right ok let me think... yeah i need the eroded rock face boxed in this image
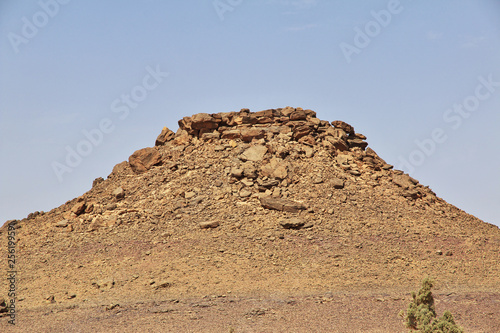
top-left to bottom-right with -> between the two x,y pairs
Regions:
129,147 -> 162,173
38,106 -> 435,236
155,127 -> 175,146
166,107 -> 370,157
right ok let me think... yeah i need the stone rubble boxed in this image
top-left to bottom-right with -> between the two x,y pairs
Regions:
31,107 -> 440,234
4,106 -> 500,321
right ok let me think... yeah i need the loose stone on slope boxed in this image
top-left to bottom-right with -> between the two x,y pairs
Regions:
279,218 -> 306,229
199,221 -> 220,229
239,145 -> 268,162
259,196 -> 306,213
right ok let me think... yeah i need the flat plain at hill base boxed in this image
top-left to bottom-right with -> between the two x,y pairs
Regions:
3,290 -> 499,332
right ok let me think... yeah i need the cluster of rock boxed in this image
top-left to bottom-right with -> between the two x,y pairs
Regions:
125,107 -> 393,176
25,107 -> 436,235
157,106 -> 368,150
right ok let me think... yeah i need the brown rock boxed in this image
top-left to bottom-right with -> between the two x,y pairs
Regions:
71,202 -> 86,216
230,167 -> 243,178
312,176 -> 323,184
232,114 -> 258,125
191,113 -> 219,130
290,110 -> 307,121
298,135 -> 316,146
273,164 -> 288,180
109,161 -> 130,177
332,178 -> 345,189
257,178 -> 280,190
240,145 -> 268,162
92,177 -> 104,188
392,174 -> 415,189
254,109 -> 280,118
259,196 -> 306,213
331,120 -> 355,135
201,130 -> 221,141
353,133 -> 367,140
113,187 -> 125,200
304,109 -> 317,117
155,126 -> 175,146
292,125 -> 312,140
55,219 -> 69,228
88,216 -> 105,231
281,106 -> 295,117
221,129 -> 241,140
173,129 -> 191,145
349,169 -> 361,176
261,158 -> 288,180
154,280 -> 173,289
239,189 -> 252,198
240,128 -> 265,142
242,162 -> 258,178
129,147 -> 162,173
347,138 -> 368,150
199,221 -> 220,229
307,117 -> 321,126
402,189 -> 421,200
279,218 -> 306,229
256,117 -> 274,124
105,303 -> 120,310
220,112 -> 237,125
302,145 -> 314,158
324,127 -> 347,140
325,136 -> 349,151
93,278 -> 115,291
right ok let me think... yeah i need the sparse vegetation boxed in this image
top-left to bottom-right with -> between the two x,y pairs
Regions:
400,278 -> 464,332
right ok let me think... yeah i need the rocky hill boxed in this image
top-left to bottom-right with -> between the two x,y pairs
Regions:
2,107 -> 499,332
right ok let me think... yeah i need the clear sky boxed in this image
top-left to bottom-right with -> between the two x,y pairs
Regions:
1,0 -> 499,227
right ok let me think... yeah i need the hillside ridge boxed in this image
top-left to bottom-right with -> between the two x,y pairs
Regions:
1,107 -> 499,331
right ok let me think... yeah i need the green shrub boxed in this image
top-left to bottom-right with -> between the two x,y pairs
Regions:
400,278 -> 464,332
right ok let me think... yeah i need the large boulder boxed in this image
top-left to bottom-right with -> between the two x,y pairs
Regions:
392,173 -> 418,189
155,127 -> 175,146
129,147 -> 162,173
191,113 -> 219,130
331,120 -> 355,135
239,145 -> 268,162
240,128 -> 265,142
347,138 -> 368,150
279,217 -> 306,229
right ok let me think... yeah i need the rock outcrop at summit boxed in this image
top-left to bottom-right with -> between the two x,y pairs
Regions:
153,106 -> 390,171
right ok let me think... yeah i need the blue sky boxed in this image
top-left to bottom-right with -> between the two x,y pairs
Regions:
1,0 -> 499,227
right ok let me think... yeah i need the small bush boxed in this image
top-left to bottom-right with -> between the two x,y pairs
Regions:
400,278 -> 464,332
